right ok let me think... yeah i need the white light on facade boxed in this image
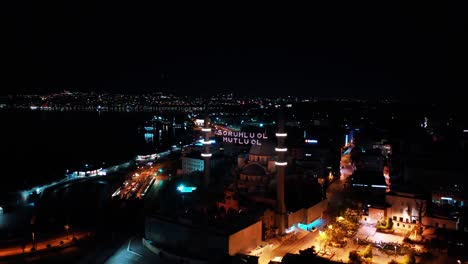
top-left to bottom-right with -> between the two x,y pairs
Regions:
202,128 -> 211,132
275,148 -> 287,152
276,133 -> 287,137
201,153 -> 212,157
275,161 -> 287,166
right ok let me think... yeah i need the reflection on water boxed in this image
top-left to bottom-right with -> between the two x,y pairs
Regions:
0,111 -> 192,192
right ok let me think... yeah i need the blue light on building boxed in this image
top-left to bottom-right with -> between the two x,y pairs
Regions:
177,185 -> 197,193
297,218 -> 324,231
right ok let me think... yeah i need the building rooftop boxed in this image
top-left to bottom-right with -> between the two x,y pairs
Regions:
350,170 -> 387,187
241,163 -> 267,176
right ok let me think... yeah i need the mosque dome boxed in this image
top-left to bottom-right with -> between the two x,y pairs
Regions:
249,140 -> 276,156
241,163 -> 267,176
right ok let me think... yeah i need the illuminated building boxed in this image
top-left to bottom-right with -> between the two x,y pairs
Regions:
365,187 -> 461,232
235,140 -> 277,193
181,151 -> 223,175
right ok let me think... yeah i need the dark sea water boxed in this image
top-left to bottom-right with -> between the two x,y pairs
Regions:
0,111 -> 190,192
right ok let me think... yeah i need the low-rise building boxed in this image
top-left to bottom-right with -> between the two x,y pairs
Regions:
182,151 -> 223,175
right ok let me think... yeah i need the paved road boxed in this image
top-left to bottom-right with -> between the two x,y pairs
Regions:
0,232 -> 90,258
105,236 -> 165,264
258,231 -> 320,264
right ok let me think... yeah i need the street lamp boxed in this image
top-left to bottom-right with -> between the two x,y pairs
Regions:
318,177 -> 325,200
319,231 -> 327,251
394,245 -> 397,255
32,232 -> 36,249
64,225 -> 70,240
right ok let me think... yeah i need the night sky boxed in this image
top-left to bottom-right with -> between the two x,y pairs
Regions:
6,2 -> 467,99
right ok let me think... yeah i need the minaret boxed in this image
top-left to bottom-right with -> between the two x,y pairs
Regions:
275,108 -> 287,235
201,113 -> 211,187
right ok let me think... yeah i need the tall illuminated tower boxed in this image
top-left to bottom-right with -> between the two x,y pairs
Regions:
201,113 -> 211,187
275,108 -> 287,235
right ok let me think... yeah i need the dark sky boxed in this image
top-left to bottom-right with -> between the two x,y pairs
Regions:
6,2 -> 467,99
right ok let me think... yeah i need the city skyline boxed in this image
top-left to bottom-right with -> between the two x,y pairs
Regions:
6,3 -> 467,100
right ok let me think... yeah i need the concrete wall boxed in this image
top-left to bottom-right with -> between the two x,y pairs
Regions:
287,209 -> 305,228
286,199 -> 328,228
386,194 -> 426,224
228,221 -> 262,256
305,199 -> 327,224
368,207 -> 386,222
145,216 -> 228,259
422,216 -> 457,230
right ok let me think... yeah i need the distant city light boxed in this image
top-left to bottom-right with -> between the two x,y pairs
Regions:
441,197 -> 453,201
144,133 -> 154,141
464,129 -> 468,133
305,139 -> 318,144
195,119 -> 204,126
259,123 -> 264,127
198,139 -> 216,145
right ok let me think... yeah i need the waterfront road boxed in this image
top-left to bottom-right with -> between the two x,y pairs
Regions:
0,231 -> 91,258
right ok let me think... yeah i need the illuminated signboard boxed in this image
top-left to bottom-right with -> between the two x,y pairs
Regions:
214,130 -> 268,145
177,185 -> 197,193
305,139 -> 318,144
